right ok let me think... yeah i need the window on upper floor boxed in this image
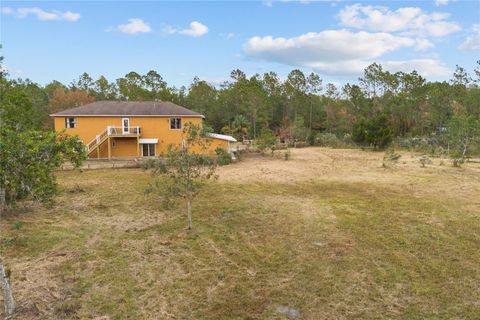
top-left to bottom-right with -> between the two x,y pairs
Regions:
170,117 -> 181,130
65,117 -> 76,128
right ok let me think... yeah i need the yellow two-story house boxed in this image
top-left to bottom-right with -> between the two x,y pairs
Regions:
50,101 -> 236,159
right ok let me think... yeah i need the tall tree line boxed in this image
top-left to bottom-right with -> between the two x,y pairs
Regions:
2,61 -> 479,142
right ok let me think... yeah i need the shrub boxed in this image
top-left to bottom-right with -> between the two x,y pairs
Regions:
352,113 -> 392,149
396,136 -> 443,155
443,115 -> 480,164
342,133 -> 354,146
215,147 -> 232,166
316,133 -> 342,148
257,128 -> 276,154
307,132 -> 316,146
419,155 -> 432,167
384,149 -> 401,161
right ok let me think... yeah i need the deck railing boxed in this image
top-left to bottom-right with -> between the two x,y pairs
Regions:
86,126 -> 141,153
107,126 -> 141,135
87,128 -> 108,151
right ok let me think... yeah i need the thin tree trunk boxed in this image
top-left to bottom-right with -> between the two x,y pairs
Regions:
187,197 -> 192,230
309,96 -> 313,132
0,188 -> 5,216
0,189 -> 15,318
0,257 -> 15,318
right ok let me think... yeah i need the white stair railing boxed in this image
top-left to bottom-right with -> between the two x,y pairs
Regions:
86,126 -> 141,153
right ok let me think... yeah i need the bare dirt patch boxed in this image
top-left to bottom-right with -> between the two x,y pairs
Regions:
219,147 -> 480,202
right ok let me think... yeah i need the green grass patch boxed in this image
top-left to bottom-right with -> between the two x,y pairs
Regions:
1,166 -> 479,319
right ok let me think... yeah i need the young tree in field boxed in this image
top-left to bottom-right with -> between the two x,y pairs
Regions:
443,115 -> 480,166
144,123 -> 217,229
256,128 -> 277,155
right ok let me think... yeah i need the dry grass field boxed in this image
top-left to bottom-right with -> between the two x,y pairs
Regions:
1,147 -> 480,319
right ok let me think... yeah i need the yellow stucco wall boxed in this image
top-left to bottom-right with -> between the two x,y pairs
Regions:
208,138 -> 229,151
53,116 -> 229,158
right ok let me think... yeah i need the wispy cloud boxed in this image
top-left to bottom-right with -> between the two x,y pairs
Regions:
164,21 -> 208,37
338,4 -> 461,38
2,7 -> 80,21
262,0 -> 315,7
435,0 -> 449,6
220,32 -> 235,40
116,18 -> 152,35
458,24 -> 480,51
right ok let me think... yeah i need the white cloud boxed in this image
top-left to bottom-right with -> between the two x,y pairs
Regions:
164,21 -> 208,37
220,32 -> 235,40
287,59 -> 450,77
435,0 -> 449,6
262,0 -> 273,7
458,24 -> 480,51
1,7 -> 14,15
243,29 -> 451,77
262,0 -> 311,6
415,38 -> 434,51
244,29 -> 416,64
200,76 -> 230,86
382,59 -> 451,77
117,19 -> 151,34
2,7 -> 80,21
338,4 -> 461,37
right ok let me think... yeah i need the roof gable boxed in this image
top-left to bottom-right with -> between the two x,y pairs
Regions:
50,101 -> 204,117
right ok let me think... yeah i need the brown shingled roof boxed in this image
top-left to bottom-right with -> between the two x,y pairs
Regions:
50,101 -> 204,117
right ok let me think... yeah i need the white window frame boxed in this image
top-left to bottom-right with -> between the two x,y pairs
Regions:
170,117 -> 182,130
141,143 -> 156,157
65,117 -> 76,128
122,118 -> 130,134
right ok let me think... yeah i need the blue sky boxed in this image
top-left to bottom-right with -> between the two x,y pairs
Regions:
1,0 -> 479,88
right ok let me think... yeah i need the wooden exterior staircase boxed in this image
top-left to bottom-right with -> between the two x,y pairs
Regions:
87,126 -> 141,159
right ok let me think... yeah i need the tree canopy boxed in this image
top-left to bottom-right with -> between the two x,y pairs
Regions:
1,60 -> 479,155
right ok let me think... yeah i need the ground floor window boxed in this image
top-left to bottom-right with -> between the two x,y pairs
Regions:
141,143 -> 156,157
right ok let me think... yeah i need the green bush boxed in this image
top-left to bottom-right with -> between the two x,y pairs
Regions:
307,132 -> 316,146
257,128 -> 276,154
352,113 -> 392,149
316,133 -> 342,147
215,148 -> 232,166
